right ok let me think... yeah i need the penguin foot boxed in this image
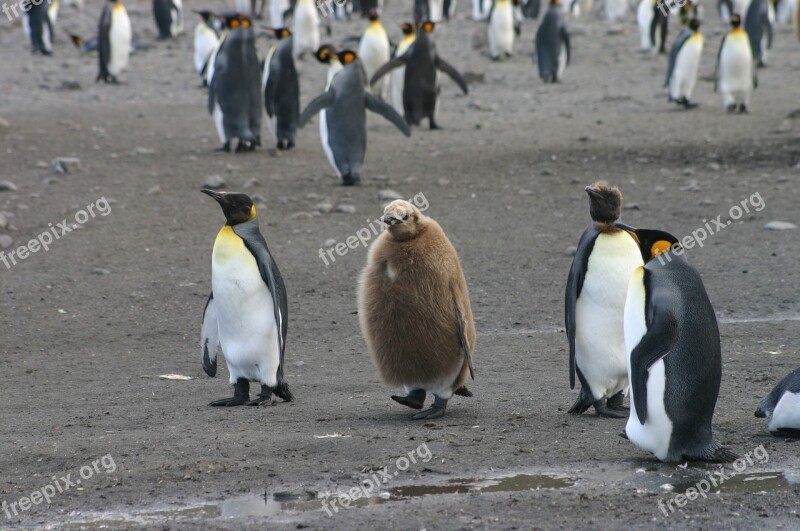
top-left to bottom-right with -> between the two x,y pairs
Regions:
567,387 -> 593,415
209,378 -> 250,407
454,386 -> 473,397
738,104 -> 748,114
341,174 -> 361,186
726,104 -> 737,114
593,399 -> 627,418
772,428 -> 800,438
391,389 -> 426,410
429,120 -> 440,130
246,384 -> 274,406
412,397 -> 448,419
606,391 -> 628,412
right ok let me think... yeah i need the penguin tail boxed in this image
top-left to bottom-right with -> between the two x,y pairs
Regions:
689,441 -> 738,463
567,387 -> 593,415
273,381 -> 294,402
454,386 -> 473,397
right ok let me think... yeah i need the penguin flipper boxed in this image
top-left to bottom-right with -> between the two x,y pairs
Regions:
565,227 -> 598,389
370,55 -> 407,86
454,306 -> 475,380
200,292 -> 220,377
665,28 -> 690,88
713,33 -> 727,93
435,56 -> 469,94
298,89 -> 336,128
364,93 -> 411,137
560,27 -> 570,66
630,302 -> 678,425
97,4 -> 112,82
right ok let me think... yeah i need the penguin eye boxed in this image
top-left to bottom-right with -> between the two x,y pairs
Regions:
402,214 -> 409,221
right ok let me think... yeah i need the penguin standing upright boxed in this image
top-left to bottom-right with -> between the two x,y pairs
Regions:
293,0 -> 321,58
153,0 -> 183,39
521,0 -> 540,18
370,22 -> 469,129
200,190 -> 293,407
535,0 -> 570,82
97,0 -> 132,83
208,14 -> 262,152
270,0 -> 291,27
623,228 -> 737,463
23,0 -> 53,55
473,0 -> 493,19
637,0 -> 668,53
193,10 -> 219,86
488,0 -> 516,59
299,50 -> 411,185
358,200 -> 476,420
664,18 -> 703,108
358,10 -> 391,98
48,0 -> 60,25
565,183 -> 643,418
744,0 -> 773,66
262,28 -> 300,150
314,45 -> 343,161
390,24 -> 415,114
715,14 -> 756,113
756,368 -> 800,438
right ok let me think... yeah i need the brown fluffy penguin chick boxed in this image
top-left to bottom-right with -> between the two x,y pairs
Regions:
358,200 -> 476,420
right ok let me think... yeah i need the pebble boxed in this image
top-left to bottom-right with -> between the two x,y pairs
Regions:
682,168 -> 695,176
336,205 -> 356,214
764,221 -> 797,231
0,180 -> 18,192
679,180 -> 700,192
699,198 -> 716,206
243,177 -> 260,188
92,268 -> 110,275
43,177 -> 60,186
203,175 -> 226,190
372,175 -> 390,182
0,235 -> 12,248
134,147 -> 155,155
518,189 -> 533,195
707,162 -> 721,171
0,213 -> 6,229
654,185 -> 666,193
36,161 -> 49,168
438,179 -> 450,186
146,185 -> 161,196
52,157 -> 81,174
312,202 -> 333,214
623,203 -> 640,210
565,246 -> 577,257
0,117 -> 10,129
540,168 -> 554,176
306,193 -> 322,200
377,190 -> 402,201
290,212 -> 313,220
323,238 -> 337,247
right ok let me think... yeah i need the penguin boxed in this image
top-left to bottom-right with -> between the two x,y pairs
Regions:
744,0 -> 773,66
193,10 -> 219,86
565,183 -> 643,418
358,200 -> 476,420
755,368 -> 800,438
67,32 -> 98,55
605,0 -> 628,20
391,23 -> 416,115
299,50 -> 411,185
535,0 -> 570,83
271,0 -> 291,26
664,18 -> 703,108
473,0 -> 493,19
314,45 -> 343,163
370,22 -> 469,130
415,0 -> 431,23
567,0 -> 593,16
208,14 -> 262,152
262,28 -> 300,150
623,228 -> 737,463
358,10 -> 391,98
23,0 -> 53,55
153,0 -> 183,39
48,0 -> 60,25
97,0 -> 132,83
679,0 -> 697,25
521,0 -> 541,18
200,190 -> 293,407
715,14 -> 757,113
293,0 -> 321,58
719,0 -> 734,22
637,0 -> 668,53
488,0 -> 516,60
442,0 -> 458,19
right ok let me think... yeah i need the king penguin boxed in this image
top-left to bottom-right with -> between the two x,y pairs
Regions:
623,228 -> 737,462
488,0 -> 516,60
565,182 -> 643,418
756,367 -> 800,438
200,190 -> 293,407
390,23 -> 416,115
744,0 -> 774,66
715,14 -> 757,113
358,10 -> 391,98
370,21 -> 469,129
535,0 -> 570,82
636,0 -> 668,54
208,14 -> 262,152
262,28 -> 300,150
193,10 -> 219,86
292,0 -> 320,58
153,0 -> 183,39
299,50 -> 411,185
97,0 -> 132,83
23,0 -> 53,55
358,200 -> 476,420
664,18 -> 703,108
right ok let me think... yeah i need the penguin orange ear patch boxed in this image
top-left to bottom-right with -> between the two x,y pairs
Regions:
241,18 -> 252,28
422,21 -> 435,33
651,240 -> 673,258
340,50 -> 357,65
230,19 -> 241,29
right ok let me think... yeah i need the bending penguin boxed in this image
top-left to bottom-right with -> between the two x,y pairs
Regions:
755,367 -> 800,438
565,182 -> 643,418
623,228 -> 737,462
358,200 -> 476,420
200,190 -> 293,407
299,50 -> 410,185
390,23 -> 416,114
262,28 -> 300,150
637,0 -> 668,54
535,0 -> 570,83
23,0 -> 53,55
715,14 -> 757,113
358,10 -> 391,98
208,14 -> 262,152
370,21 -> 468,129
664,18 -> 703,108
193,10 -> 219,86
153,0 -> 183,39
97,0 -> 132,83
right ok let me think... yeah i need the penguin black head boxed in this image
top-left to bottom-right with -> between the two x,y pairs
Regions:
401,22 -> 415,35
220,14 -> 252,30
730,14 -> 742,27
584,182 -> 622,224
272,27 -> 292,39
418,21 -> 436,33
339,49 -> 358,65
550,0 -> 561,5
194,9 -> 214,23
67,32 -> 84,47
315,45 -> 337,64
202,190 -> 257,226
631,229 -> 680,263
368,9 -> 380,21
688,18 -> 701,31
382,200 -> 424,241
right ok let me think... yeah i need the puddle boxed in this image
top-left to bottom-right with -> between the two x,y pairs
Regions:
670,471 -> 798,495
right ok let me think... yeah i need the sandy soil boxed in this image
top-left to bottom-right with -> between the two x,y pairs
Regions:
0,0 -> 799,529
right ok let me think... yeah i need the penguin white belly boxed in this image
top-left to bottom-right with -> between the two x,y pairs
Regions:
769,392 -> 800,432
670,38 -> 702,99
624,271 -> 672,461
720,2 -> 731,22
574,233 -> 642,400
194,26 -> 219,74
489,4 -> 515,58
171,0 -> 183,36
719,39 -> 753,105
206,44 -> 220,86
23,14 -> 31,43
557,40 -> 568,79
637,0 -> 654,50
359,32 -> 390,96
262,46 -> 278,142
271,0 -> 290,27
320,110 -> 342,178
390,66 -> 406,114
213,103 -> 227,144
429,0 -> 444,22
43,21 -> 52,53
473,0 -> 491,20
212,227 -> 280,385
404,361 -> 462,400
108,8 -> 132,76
293,4 -> 320,57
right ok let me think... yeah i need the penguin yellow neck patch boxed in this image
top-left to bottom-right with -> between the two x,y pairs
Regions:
213,226 -> 246,263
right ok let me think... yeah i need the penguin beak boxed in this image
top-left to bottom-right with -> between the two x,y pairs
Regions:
382,215 -> 402,226
584,186 -> 602,199
201,189 -> 226,205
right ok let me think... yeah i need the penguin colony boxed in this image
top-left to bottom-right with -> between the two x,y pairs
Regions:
19,0 -> 799,464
